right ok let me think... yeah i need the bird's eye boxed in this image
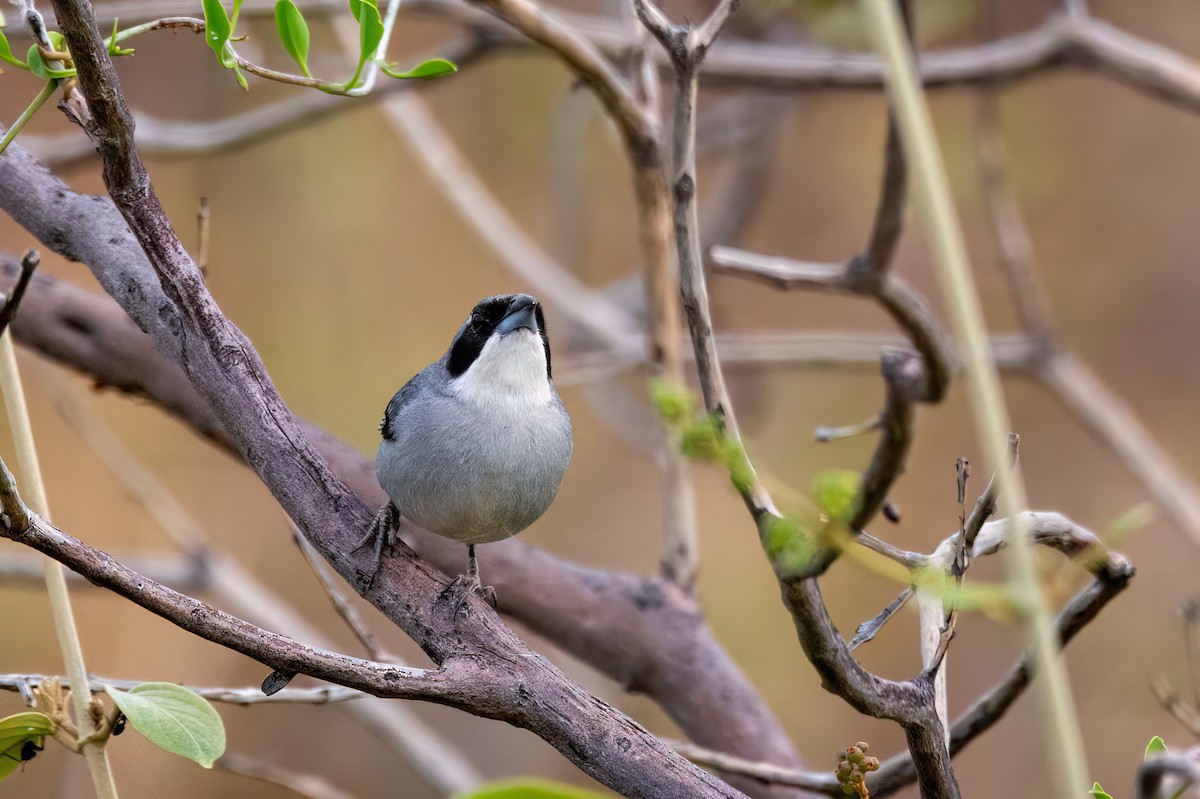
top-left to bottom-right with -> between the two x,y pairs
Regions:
470,312 -> 484,327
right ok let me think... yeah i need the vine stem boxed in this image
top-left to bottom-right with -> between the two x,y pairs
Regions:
857,0 -> 1089,795
0,331 -> 118,798
0,81 -> 57,157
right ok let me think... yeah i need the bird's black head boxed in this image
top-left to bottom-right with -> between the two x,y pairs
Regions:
446,294 -> 552,379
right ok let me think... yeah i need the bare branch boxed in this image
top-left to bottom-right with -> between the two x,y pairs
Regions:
294,527 -> 394,663
465,0 -> 654,155
671,740 -> 838,795
217,753 -> 359,799
0,674 -> 365,706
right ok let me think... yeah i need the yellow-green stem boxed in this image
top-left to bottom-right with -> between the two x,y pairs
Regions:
857,0 -> 1089,795
0,333 -> 118,798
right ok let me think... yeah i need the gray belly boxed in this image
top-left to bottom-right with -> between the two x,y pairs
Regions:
376,396 -> 572,544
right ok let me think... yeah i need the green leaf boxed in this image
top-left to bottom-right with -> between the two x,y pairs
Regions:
273,0 -> 312,77
1145,735 -> 1168,759
680,417 -> 722,462
759,515 -> 815,577
346,0 -> 383,89
1089,782 -> 1113,799
454,778 -> 612,799
107,19 -> 135,57
107,683 -> 225,768
812,468 -> 860,524
230,0 -> 245,29
26,32 -> 75,80
201,0 -> 233,66
0,712 -> 52,782
649,379 -> 695,428
0,29 -> 29,69
381,57 -> 458,80
0,713 -> 53,753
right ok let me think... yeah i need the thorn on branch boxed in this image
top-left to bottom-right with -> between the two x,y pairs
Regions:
261,670 -> 295,696
0,250 -> 40,340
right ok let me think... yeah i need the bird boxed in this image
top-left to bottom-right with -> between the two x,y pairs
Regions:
357,293 -> 572,609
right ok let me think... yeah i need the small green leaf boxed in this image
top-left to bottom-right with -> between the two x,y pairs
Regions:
649,379 -> 695,428
230,0 -> 245,29
681,417 -> 722,462
0,712 -> 54,752
453,778 -> 612,799
107,683 -> 225,768
201,0 -> 233,65
381,57 -> 458,80
0,712 -> 52,782
346,0 -> 383,89
1089,782 -> 1114,799
812,468 -> 860,524
106,19 -> 135,57
759,515 -> 815,577
273,0 -> 311,77
0,29 -> 29,69
26,32 -> 75,80
1145,735 -> 1168,759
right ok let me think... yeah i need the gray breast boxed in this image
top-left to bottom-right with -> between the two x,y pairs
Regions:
376,385 -> 572,544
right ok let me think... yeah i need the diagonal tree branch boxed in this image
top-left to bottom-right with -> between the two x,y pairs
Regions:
34,1 -> 747,794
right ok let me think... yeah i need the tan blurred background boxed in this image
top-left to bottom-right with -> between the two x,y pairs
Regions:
2,0 -> 1200,796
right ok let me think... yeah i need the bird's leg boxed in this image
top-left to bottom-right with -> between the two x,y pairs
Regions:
352,502 -> 399,589
442,543 -> 497,615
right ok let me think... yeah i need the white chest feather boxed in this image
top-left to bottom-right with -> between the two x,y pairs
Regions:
449,330 -> 552,409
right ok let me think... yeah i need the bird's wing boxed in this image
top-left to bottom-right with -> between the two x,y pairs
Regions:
380,365 -> 438,441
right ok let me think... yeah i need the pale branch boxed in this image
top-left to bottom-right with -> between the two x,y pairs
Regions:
1135,752 -> 1200,799
464,0 -> 654,159
709,249 -> 955,403
23,0 -> 1200,114
293,526 -> 394,664
671,741 -> 835,793
357,89 -> 639,355
216,753 -> 359,799
0,551 -> 207,591
969,48 -> 1200,546
0,674 -> 366,705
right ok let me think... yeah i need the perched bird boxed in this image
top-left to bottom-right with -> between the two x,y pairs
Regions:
359,293 -> 572,607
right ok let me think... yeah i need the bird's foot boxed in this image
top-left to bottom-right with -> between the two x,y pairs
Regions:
440,572 -> 497,617
353,503 -> 400,590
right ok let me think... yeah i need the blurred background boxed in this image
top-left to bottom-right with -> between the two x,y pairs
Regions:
2,0 -> 1200,796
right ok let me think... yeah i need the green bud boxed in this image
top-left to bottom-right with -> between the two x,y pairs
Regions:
649,379 -> 694,428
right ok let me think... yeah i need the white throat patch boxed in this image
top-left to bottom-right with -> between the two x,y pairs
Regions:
449,330 -> 552,406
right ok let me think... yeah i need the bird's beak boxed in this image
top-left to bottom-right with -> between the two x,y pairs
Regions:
497,294 -> 539,335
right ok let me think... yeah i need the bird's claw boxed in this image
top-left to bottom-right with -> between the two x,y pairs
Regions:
353,503 -> 400,590
440,573 -> 497,616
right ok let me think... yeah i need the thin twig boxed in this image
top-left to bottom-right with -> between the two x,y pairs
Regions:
217,753 -> 359,799
293,526 -> 393,663
0,674 -> 365,705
